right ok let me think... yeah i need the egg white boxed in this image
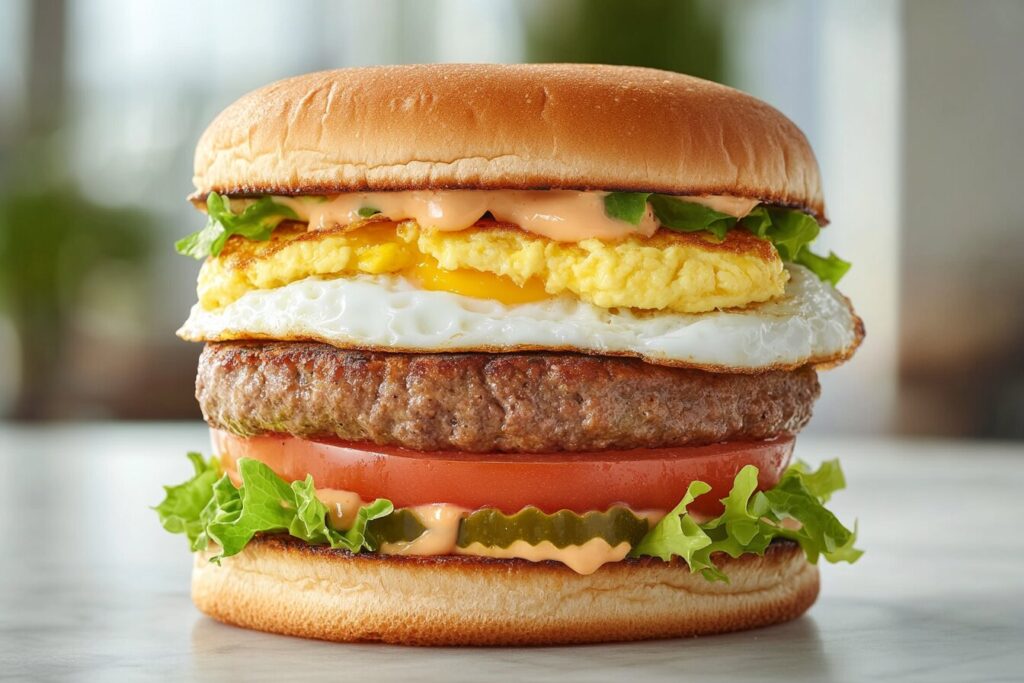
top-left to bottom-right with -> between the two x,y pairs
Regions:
178,265 -> 861,371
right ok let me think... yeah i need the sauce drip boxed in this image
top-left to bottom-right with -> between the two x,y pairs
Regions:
272,190 -> 757,242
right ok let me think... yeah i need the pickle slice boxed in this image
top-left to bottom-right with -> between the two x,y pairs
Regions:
365,506 -> 651,550
366,508 -> 428,546
456,507 -> 650,549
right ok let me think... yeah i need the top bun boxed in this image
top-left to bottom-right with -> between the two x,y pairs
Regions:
194,64 -> 826,221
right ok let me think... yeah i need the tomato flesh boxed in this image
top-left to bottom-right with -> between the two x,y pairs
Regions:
213,429 -> 793,517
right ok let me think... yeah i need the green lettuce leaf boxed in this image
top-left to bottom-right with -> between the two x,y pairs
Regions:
153,452 -> 220,548
699,465 -> 774,560
762,460 -> 863,564
602,193 -> 850,284
756,208 -> 820,261
630,481 -> 718,577
156,454 -> 394,561
603,192 -> 652,225
648,194 -> 735,240
631,460 -> 861,581
795,249 -> 852,287
740,207 -> 850,284
630,466 -> 775,582
738,205 -> 772,235
156,453 -> 860,583
175,192 -> 297,259
783,459 -> 846,503
197,473 -> 245,554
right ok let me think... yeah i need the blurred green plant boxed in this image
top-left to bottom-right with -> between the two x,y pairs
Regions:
521,0 -> 724,81
0,151 -> 152,419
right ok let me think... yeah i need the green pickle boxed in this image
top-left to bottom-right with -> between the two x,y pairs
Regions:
456,507 -> 650,549
363,505 -> 651,550
365,508 -> 428,546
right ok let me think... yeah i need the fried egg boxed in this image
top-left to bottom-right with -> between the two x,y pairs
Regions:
197,221 -> 786,314
179,265 -> 862,371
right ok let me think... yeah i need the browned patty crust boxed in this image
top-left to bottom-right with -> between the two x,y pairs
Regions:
197,341 -> 819,453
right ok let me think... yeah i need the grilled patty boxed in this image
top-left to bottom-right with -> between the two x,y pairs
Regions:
197,342 -> 820,453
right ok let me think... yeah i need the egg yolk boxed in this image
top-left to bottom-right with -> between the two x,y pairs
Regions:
314,221 -> 549,305
199,218 -> 786,313
408,259 -> 549,304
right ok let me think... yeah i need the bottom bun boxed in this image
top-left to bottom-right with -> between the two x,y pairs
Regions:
192,536 -> 819,646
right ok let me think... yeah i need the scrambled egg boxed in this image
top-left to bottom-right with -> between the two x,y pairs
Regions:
197,221 -> 786,313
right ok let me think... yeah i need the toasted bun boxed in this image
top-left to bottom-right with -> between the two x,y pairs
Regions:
192,537 -> 819,645
193,64 -> 826,221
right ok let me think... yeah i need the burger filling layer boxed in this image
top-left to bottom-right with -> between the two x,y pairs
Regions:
195,343 -> 821,452
196,220 -> 786,313
177,191 -> 850,317
164,190 -> 862,580
179,263 -> 860,371
313,495 -> 649,575
156,442 -> 861,579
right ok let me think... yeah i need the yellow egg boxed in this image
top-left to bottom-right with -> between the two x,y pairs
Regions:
196,220 -> 787,313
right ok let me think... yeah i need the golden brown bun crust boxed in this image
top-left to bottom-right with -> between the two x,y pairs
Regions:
193,64 -> 826,221
192,537 -> 819,646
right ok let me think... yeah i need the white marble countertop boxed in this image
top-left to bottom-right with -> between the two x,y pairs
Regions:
1,423 -> 1022,682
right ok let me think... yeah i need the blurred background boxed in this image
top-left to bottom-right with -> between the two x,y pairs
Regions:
0,0 -> 1020,439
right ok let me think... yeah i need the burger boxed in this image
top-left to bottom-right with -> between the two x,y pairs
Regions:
156,64 -> 863,645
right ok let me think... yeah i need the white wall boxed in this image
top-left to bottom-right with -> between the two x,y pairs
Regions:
728,0 -> 903,435
899,0 -> 1024,436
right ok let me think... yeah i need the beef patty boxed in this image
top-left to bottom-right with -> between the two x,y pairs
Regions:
197,341 -> 820,453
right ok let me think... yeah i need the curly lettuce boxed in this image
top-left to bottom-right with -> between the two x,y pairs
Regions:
154,452 -> 222,548
155,455 -> 392,562
173,190 -> 850,285
155,454 -> 860,581
175,192 -> 297,259
630,460 -> 862,581
603,192 -> 850,285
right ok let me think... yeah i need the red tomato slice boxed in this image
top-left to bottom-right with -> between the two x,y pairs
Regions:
212,429 -> 793,517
